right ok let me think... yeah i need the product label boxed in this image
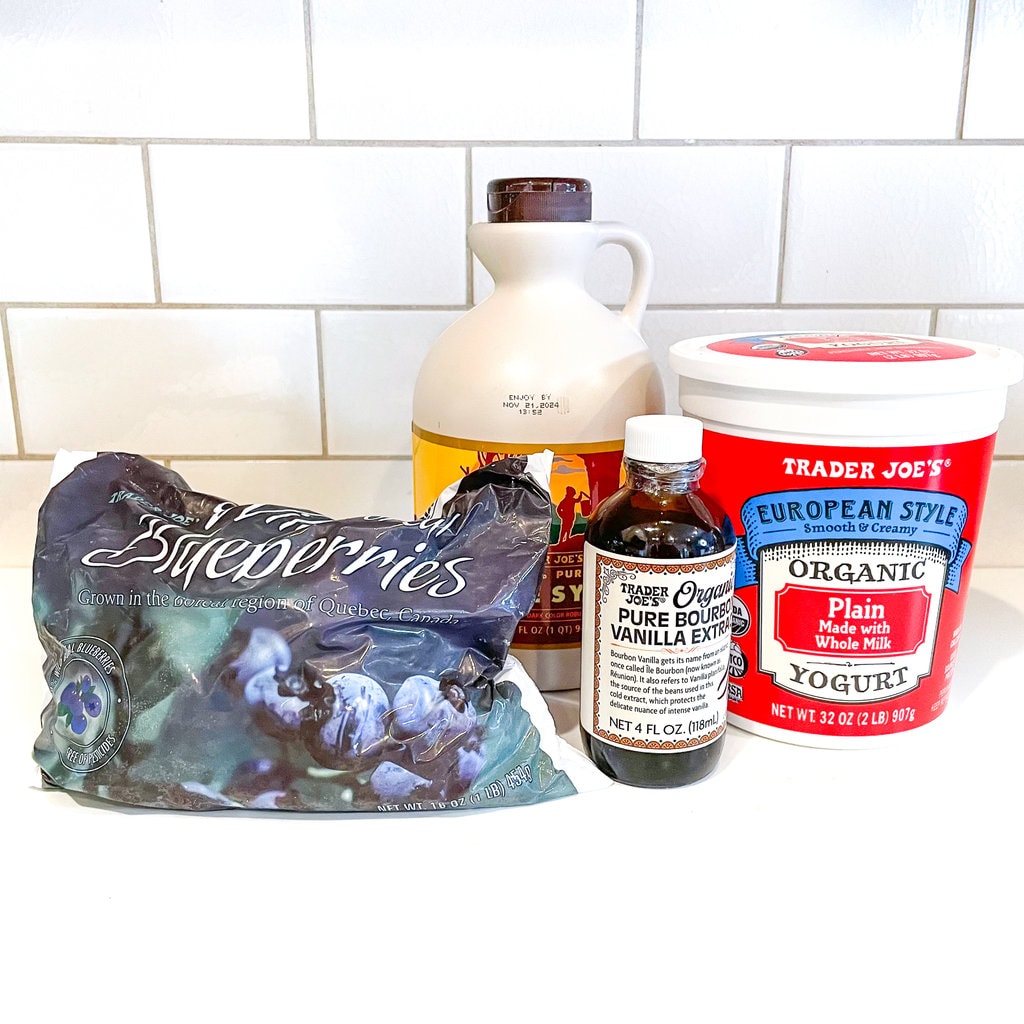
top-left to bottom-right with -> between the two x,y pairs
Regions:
580,544 -> 736,751
413,426 -> 624,648
699,431 -> 995,739
707,332 -> 976,362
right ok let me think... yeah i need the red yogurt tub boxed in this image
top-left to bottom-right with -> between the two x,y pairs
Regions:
669,332 -> 1023,747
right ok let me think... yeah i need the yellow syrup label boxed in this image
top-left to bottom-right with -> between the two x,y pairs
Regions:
412,426 -> 624,648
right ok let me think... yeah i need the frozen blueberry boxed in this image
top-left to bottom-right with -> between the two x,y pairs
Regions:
304,673 -> 390,769
230,628 -> 291,685
390,674 -> 478,764
456,743 -> 487,789
243,668 -> 307,737
390,674 -> 443,741
370,761 -> 430,801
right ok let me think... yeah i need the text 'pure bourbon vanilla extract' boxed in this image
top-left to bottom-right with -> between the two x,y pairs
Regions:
581,415 -> 736,787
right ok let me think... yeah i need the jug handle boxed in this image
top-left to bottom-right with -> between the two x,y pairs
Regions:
594,223 -> 654,332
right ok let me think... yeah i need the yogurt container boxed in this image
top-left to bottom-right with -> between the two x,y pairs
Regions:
669,331 -> 1023,747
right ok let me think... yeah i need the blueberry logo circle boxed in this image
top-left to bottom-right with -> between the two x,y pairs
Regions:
50,637 -> 130,773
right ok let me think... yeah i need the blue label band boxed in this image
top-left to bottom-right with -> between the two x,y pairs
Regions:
734,487 -> 971,592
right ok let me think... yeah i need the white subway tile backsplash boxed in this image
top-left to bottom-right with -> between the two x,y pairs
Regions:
0,7 -> 1022,570
0,461 -> 53,567
0,1 -> 309,140
310,0 -> 636,141
471,147 -> 786,305
644,308 -> 933,412
0,144 -> 153,302
963,0 -> 1024,138
168,459 -> 414,524
321,310 -> 462,456
973,461 -> 1024,566
640,0 -> 969,140
7,309 -> 321,456
150,145 -> 466,305
935,309 -> 1024,455
783,146 -> 1024,305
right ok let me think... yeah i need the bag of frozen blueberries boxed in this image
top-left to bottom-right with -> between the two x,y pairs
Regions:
32,450 -> 602,812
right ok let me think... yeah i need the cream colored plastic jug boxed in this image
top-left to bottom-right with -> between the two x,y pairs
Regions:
412,177 -> 664,691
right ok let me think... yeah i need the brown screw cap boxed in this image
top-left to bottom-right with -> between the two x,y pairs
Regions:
486,177 -> 592,223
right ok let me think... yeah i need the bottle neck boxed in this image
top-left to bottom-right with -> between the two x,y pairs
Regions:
468,222 -> 596,287
623,456 -> 705,495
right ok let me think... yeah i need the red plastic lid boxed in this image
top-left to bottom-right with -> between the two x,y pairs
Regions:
670,332 -> 1023,396
706,332 -> 974,363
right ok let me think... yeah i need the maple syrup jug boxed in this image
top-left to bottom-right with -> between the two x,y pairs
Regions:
413,177 -> 664,691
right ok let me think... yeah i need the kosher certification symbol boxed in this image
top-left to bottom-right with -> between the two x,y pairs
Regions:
50,636 -> 131,773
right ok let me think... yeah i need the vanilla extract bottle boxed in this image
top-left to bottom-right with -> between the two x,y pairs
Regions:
580,415 -> 736,787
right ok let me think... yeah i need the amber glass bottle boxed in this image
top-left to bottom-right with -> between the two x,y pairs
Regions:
580,415 -> 736,787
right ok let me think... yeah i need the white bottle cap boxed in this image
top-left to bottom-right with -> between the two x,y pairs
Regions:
624,415 -> 703,463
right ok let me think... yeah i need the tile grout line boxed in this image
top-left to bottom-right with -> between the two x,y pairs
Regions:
1,452 -> 414,463
140,143 -> 163,303
3,136 -> 1023,148
314,309 -> 329,456
465,146 -> 474,304
0,305 -> 26,457
2,449 -> 1019,464
774,145 -> 793,304
303,0 -> 319,141
154,454 -> 416,464
955,0 -> 978,140
633,0 -> 645,141
0,302 -> 476,312
2,300 -> 1023,313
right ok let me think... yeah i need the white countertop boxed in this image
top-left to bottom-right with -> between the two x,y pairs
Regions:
5,565 -> 1023,1021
